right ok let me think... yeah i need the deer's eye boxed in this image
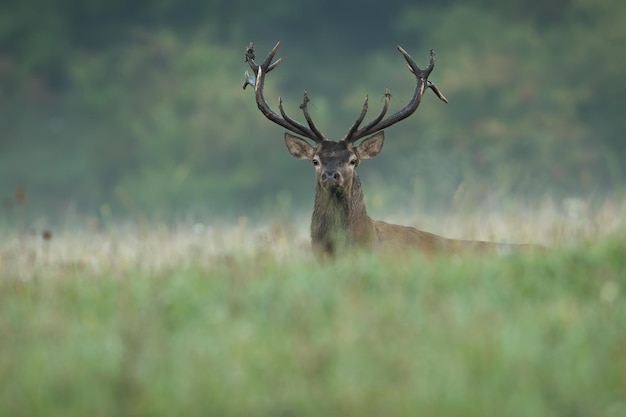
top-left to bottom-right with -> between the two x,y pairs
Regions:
349,158 -> 358,166
312,158 -> 320,166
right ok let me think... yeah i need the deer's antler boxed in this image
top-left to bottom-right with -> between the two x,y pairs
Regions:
244,42 -> 326,143
342,48 -> 448,143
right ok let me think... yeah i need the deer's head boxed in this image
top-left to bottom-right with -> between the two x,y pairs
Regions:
283,132 -> 383,195
243,42 -> 447,197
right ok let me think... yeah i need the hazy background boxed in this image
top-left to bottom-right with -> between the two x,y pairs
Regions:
2,0 -> 625,225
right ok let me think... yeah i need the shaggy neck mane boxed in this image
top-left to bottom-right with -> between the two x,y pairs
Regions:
310,175 -> 373,254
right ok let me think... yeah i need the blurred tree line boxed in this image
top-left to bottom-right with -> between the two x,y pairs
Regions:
1,0 -> 625,221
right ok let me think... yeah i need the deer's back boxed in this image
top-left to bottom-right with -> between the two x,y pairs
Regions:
372,220 -> 450,252
372,220 -> 527,254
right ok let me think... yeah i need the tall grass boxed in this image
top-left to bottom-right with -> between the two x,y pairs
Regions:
0,200 -> 625,416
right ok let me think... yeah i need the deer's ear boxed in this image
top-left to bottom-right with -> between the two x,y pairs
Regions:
357,131 -> 385,160
285,133 -> 316,160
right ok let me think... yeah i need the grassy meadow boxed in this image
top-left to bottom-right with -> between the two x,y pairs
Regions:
1,199 -> 625,417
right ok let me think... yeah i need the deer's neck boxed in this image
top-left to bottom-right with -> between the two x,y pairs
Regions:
310,175 -> 374,255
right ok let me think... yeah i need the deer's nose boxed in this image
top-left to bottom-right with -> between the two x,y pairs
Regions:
321,170 -> 342,184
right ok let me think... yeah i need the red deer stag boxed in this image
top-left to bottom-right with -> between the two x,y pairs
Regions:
243,42 -> 538,257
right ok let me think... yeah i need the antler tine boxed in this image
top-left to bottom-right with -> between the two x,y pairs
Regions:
344,96 -> 370,141
243,41 -> 326,143
428,80 -> 448,103
345,89 -> 391,143
425,49 -> 436,75
300,92 -> 326,141
398,46 -> 422,75
267,58 -> 282,72
279,97 -> 309,137
245,42 -> 256,64
344,47 -> 447,142
245,41 -> 281,74
402,49 -> 448,103
261,42 -> 282,71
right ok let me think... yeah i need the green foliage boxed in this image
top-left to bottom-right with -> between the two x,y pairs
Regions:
1,0 -> 626,219
1,233 -> 625,416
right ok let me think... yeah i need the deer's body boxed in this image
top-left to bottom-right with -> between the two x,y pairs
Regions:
243,42 -> 540,258
311,183 -> 457,255
311,183 -> 518,256
306,142 -> 510,257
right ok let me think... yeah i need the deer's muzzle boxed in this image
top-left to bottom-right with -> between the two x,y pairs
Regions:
320,169 -> 343,188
